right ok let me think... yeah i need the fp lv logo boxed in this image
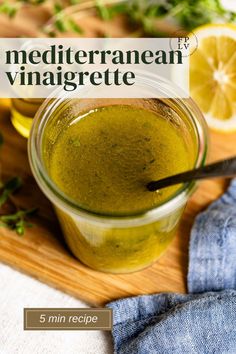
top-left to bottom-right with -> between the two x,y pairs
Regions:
177,37 -> 190,50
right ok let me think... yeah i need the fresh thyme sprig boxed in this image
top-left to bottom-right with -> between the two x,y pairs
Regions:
44,2 -> 84,36
0,131 -> 37,237
0,208 -> 37,235
0,176 -> 38,236
0,1 -> 20,18
0,177 -> 22,207
95,0 -> 111,21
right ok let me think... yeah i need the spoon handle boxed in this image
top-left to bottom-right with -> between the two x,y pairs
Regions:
147,156 -> 236,192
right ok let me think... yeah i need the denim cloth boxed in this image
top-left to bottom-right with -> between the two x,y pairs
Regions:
108,179 -> 236,354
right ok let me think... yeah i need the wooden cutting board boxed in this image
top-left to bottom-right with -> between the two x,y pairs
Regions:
0,101 -> 236,306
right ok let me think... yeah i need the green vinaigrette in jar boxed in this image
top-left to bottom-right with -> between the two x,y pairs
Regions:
41,104 -> 196,272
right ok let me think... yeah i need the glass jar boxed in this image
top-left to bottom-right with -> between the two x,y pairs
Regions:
28,75 -> 208,273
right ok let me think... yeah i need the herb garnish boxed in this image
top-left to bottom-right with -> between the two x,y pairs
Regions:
0,132 -> 37,236
95,0 -> 111,21
0,1 -> 19,18
0,177 -> 22,208
0,0 -> 235,36
0,177 -> 38,236
0,208 -> 37,235
104,0 -> 236,34
52,2 -> 84,34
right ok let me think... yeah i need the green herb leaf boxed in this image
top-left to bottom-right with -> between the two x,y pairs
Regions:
67,19 -> 84,34
108,3 -> 128,17
0,174 -> 37,236
0,1 -> 18,18
15,219 -> 25,235
69,0 -> 81,5
0,207 -> 38,236
0,177 -> 22,207
54,2 -> 63,14
55,18 -> 67,32
95,0 -> 111,21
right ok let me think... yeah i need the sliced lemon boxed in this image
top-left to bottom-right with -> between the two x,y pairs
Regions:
190,24 -> 236,132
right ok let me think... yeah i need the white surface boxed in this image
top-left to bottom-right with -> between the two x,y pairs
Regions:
221,0 -> 236,12
0,263 -> 113,354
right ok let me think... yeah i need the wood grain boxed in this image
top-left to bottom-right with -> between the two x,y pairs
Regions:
0,101 -> 236,305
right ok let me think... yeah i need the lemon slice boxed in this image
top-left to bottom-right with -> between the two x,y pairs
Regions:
190,24 -> 236,132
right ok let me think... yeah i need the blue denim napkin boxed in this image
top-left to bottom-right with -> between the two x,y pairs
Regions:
108,179 -> 236,354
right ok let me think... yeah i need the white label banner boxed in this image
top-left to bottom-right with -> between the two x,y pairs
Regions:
0,38 -> 189,98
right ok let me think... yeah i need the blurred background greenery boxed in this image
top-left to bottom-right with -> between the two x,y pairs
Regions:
0,0 -> 235,38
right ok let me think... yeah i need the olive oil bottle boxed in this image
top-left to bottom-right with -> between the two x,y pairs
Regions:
11,98 -> 44,138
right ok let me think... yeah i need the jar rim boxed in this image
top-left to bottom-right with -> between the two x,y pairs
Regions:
28,74 -> 208,227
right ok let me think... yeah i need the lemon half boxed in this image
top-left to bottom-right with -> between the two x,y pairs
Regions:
190,24 -> 236,132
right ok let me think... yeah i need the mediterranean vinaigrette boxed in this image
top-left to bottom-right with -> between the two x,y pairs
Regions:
45,105 -> 191,215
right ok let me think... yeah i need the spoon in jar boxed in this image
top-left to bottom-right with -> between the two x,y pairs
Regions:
147,156 -> 236,192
